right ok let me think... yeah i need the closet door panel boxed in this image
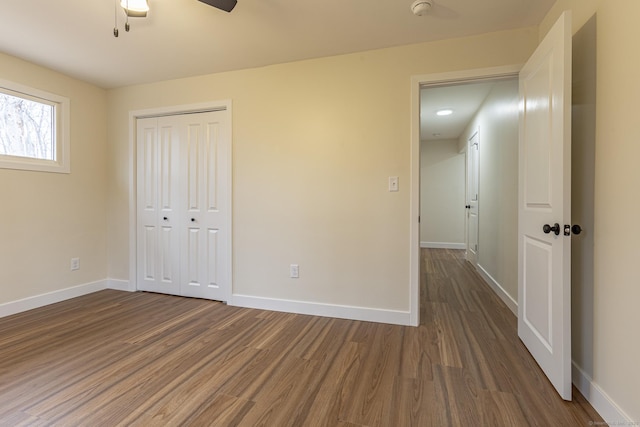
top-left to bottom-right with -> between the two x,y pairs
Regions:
180,112 -> 228,300
136,117 -> 181,295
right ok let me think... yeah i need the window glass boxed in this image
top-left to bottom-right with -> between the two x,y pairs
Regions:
0,91 -> 55,161
0,80 -> 69,173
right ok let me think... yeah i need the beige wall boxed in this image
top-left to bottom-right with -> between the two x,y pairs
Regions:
0,52 -> 108,304
107,27 -> 538,312
460,80 -> 519,300
419,139 -> 465,246
543,0 -> 639,421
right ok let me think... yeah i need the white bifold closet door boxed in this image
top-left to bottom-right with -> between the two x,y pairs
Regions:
136,110 -> 231,302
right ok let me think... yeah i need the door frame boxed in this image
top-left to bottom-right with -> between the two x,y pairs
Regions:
127,100 -> 233,302
466,129 -> 480,266
410,66 -> 520,326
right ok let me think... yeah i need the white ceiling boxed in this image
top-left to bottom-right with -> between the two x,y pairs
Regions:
0,0 -> 554,89
420,81 -> 496,142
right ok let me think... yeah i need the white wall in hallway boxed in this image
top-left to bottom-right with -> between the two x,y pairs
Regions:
419,139 -> 465,248
459,79 -> 519,301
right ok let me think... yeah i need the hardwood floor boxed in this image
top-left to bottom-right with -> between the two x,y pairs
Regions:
0,249 -> 603,426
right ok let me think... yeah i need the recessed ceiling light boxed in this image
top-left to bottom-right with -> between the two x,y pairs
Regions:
436,109 -> 453,116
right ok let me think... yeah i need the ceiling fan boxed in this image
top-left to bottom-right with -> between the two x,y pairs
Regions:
198,0 -> 237,13
114,0 -> 237,37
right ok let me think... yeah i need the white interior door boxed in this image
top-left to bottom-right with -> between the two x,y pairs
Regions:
179,111 -> 231,301
518,11 -> 572,400
466,131 -> 479,265
136,109 -> 231,302
136,117 -> 181,295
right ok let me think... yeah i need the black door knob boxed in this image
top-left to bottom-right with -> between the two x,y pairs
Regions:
572,224 -> 582,235
543,223 -> 560,236
191,218 -> 196,222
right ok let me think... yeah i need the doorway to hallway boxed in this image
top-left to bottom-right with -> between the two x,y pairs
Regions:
417,76 -> 520,315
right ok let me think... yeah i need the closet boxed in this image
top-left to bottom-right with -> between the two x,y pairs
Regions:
136,109 -> 231,301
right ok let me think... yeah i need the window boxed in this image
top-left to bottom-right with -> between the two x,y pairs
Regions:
0,79 -> 70,173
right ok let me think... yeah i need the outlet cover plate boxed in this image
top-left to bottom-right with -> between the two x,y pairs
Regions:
290,264 -> 299,278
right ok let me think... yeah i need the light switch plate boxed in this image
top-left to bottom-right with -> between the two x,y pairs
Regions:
389,176 -> 399,192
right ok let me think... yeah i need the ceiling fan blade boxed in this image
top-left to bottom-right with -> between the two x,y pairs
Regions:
197,0 -> 237,12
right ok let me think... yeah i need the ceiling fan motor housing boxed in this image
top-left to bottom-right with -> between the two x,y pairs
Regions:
411,0 -> 433,16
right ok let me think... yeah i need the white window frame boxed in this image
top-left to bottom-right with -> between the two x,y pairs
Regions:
0,79 -> 70,173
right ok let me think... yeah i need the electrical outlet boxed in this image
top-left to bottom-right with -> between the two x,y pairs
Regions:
71,257 -> 80,271
290,264 -> 299,278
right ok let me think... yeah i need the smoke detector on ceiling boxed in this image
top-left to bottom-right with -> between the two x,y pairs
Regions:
411,0 -> 433,16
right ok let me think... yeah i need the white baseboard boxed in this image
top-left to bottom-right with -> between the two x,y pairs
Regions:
1,279 -> 408,326
420,241 -> 466,250
572,362 -> 633,424
476,264 -> 518,315
107,278 -> 134,292
230,294 -> 412,326
0,278 -> 136,319
0,280 -> 109,319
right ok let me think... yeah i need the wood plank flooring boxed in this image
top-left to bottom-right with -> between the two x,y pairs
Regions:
0,249 -> 604,426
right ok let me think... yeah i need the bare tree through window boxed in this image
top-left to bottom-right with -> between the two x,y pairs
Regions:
0,91 -> 54,161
